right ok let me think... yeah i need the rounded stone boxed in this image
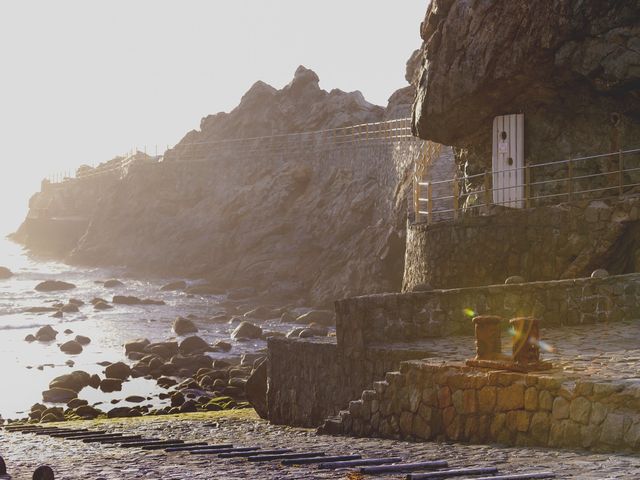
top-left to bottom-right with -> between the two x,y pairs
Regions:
591,269 -> 609,279
33,465 -> 55,480
505,275 -> 526,284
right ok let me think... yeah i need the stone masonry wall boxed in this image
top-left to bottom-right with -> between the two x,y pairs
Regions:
403,197 -> 640,292
337,273 -> 640,343
266,337 -> 431,428
334,361 -> 640,453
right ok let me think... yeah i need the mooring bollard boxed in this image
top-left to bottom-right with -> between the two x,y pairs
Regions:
510,317 -> 540,364
472,315 -> 503,360
32,465 -> 54,480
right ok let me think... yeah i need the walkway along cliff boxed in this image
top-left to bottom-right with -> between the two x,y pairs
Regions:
14,65 -> 427,306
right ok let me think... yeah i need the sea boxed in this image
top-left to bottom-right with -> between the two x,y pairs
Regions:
0,235 -> 292,420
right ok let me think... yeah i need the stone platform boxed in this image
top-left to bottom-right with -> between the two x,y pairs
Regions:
323,320 -> 640,453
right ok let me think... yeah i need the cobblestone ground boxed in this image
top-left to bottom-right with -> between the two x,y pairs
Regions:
412,319 -> 640,383
2,411 -> 640,479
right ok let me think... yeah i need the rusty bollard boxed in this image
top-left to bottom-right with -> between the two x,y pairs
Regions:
472,315 -> 503,360
510,317 -> 540,364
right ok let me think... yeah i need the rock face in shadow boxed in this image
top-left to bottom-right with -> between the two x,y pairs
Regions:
17,66 -> 422,304
413,0 -> 640,175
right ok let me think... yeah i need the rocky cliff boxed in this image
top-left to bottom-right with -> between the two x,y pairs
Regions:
413,0 -> 640,178
16,65 -> 421,305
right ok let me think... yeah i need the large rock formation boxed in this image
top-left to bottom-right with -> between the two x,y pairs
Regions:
16,66 -> 421,305
413,0 -> 640,177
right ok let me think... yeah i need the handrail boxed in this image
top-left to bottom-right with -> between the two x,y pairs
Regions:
46,117 -> 421,184
414,147 -> 640,225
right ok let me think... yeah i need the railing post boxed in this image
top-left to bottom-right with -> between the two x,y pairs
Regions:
484,171 -> 492,207
453,177 -> 460,220
414,175 -> 421,224
525,164 -> 531,209
619,150 -> 624,195
568,158 -> 573,202
426,182 -> 433,225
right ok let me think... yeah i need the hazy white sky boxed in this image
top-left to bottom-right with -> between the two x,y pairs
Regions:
0,0 -> 427,233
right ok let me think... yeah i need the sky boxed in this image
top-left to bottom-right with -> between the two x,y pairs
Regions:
0,0 -> 427,233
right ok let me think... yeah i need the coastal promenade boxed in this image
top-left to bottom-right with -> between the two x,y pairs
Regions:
2,410 -> 640,479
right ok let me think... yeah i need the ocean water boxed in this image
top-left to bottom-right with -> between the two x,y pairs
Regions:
0,236 -> 291,420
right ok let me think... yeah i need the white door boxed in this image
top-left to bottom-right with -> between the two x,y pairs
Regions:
492,114 -> 524,208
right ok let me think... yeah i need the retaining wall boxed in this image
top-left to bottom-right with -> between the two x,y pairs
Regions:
331,360 -> 640,453
403,197 -> 640,291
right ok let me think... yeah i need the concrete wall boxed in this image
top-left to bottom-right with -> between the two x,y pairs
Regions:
403,197 -> 640,291
333,361 -> 640,453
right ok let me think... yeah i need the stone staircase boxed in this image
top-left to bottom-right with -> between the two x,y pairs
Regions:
319,358 -> 640,454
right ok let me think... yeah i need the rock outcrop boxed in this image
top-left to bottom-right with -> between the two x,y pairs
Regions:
16,65 -> 422,305
413,0 -> 640,176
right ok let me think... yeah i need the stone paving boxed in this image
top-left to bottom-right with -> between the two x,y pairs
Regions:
398,319 -> 640,384
2,411 -> 640,479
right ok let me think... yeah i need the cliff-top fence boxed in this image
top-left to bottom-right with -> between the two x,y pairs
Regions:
46,117 -> 431,184
416,147 -> 640,224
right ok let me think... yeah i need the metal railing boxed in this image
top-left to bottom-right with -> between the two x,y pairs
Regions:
46,118 -> 423,184
416,147 -> 640,224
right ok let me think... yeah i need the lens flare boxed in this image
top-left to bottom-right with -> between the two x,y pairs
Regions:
463,308 -> 476,318
530,337 -> 556,353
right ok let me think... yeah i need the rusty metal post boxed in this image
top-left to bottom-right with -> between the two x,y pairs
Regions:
525,164 -> 532,208
472,315 -> 503,360
484,172 -> 492,207
510,317 -> 540,364
619,150 -> 624,195
568,158 -> 573,202
426,182 -> 433,225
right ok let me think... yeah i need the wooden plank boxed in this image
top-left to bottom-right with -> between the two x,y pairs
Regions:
408,466 -> 499,479
282,455 -> 362,466
360,460 -> 449,474
318,457 -> 403,469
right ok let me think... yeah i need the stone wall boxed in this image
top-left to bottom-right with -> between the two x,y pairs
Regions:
266,337 -> 431,428
267,337 -> 339,427
403,197 -> 640,291
338,273 -> 640,342
330,360 -> 640,453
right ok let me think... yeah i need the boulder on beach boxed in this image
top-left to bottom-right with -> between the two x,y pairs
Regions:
60,303 -> 79,313
112,295 -> 141,305
145,341 -> 179,359
173,316 -> 198,335
179,336 -> 214,355
24,334 -> 36,342
60,340 -> 83,355
161,280 -> 187,291
75,335 -> 91,345
94,300 -> 112,310
99,378 -> 123,393
74,405 -> 102,419
140,298 -> 165,305
231,321 -> 263,340
0,266 -> 12,279
185,284 -> 225,295
243,306 -> 278,320
42,387 -> 77,403
25,306 -> 58,313
107,406 -> 141,418
89,374 -> 101,389
124,338 -> 150,355
294,309 -> 335,326
215,341 -> 232,352
104,361 -> 131,380
49,371 -> 91,392
35,325 -> 58,342
104,279 -> 124,288
35,280 -> 76,292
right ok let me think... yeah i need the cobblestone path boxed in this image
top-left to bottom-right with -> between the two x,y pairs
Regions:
2,411 -> 640,479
